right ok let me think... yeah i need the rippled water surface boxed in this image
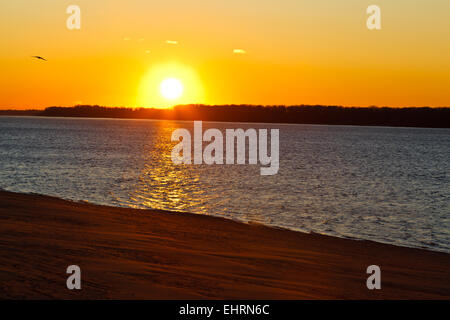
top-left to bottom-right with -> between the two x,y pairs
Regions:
1,116 -> 449,252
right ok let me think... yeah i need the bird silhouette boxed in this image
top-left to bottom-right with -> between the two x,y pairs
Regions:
31,56 -> 47,61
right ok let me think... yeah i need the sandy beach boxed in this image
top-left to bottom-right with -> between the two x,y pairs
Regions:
0,190 -> 449,299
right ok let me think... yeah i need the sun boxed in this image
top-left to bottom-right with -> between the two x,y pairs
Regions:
137,62 -> 204,108
160,78 -> 183,100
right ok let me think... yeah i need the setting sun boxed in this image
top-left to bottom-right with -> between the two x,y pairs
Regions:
137,62 -> 205,108
160,78 -> 183,100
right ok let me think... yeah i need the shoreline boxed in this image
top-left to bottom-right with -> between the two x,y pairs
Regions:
2,104 -> 450,129
1,187 -> 447,255
0,190 -> 449,299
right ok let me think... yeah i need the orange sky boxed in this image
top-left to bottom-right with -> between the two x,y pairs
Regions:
1,0 -> 450,109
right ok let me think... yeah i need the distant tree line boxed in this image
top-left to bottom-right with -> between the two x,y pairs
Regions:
0,109 -> 41,116
11,104 -> 450,128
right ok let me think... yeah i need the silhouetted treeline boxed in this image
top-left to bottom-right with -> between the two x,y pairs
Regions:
0,109 -> 41,116
36,104 -> 450,128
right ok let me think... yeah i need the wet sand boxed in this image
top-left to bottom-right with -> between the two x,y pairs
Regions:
0,190 -> 449,299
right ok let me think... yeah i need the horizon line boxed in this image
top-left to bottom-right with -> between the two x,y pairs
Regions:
2,104 -> 450,111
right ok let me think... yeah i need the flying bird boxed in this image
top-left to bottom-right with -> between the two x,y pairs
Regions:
31,56 -> 47,61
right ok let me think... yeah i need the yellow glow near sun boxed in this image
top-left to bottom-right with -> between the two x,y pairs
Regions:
137,62 -> 204,108
160,78 -> 183,100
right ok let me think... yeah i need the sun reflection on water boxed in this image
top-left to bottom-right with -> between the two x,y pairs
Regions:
121,121 -> 209,213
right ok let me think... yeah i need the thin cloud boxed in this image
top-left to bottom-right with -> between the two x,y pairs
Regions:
123,37 -> 131,41
233,49 -> 247,54
165,40 -> 178,45
145,50 -> 151,54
